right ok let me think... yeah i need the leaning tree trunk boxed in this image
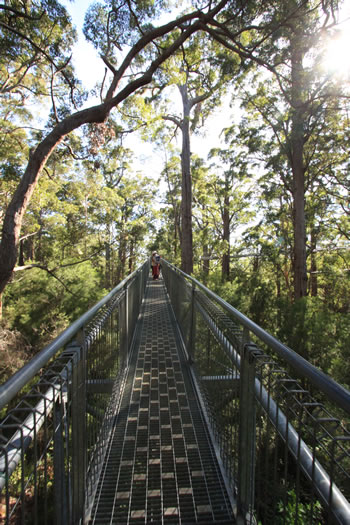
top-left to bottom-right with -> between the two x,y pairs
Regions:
290,40 -> 308,300
179,84 -> 194,275
0,104 -> 108,295
0,5 -> 223,295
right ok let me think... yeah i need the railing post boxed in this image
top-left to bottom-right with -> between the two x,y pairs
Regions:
68,334 -> 87,524
53,395 -> 68,525
120,282 -> 129,365
189,282 -> 197,363
237,340 -> 260,524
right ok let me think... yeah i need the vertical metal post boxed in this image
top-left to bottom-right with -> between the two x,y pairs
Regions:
119,295 -> 126,367
188,282 -> 196,363
139,268 -> 142,308
69,335 -> 87,524
237,341 -> 260,524
124,282 -> 129,355
53,395 -> 68,525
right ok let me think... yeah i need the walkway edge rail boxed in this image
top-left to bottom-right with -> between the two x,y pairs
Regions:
0,261 -> 148,411
198,303 -> 350,525
163,260 -> 350,415
162,259 -> 350,524
0,260 -> 149,524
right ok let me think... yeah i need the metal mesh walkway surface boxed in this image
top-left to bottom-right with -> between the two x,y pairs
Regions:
89,277 -> 235,524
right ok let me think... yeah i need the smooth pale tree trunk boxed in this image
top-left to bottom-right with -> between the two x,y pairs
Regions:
310,227 -> 318,297
202,242 -> 210,280
129,240 -> 135,274
179,84 -> 194,275
290,40 -> 308,300
164,163 -> 180,260
105,241 -> 111,289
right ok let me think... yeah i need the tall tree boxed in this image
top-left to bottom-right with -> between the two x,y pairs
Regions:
209,146 -> 251,281
0,0 -> 230,295
205,0 -> 343,298
151,32 -> 229,273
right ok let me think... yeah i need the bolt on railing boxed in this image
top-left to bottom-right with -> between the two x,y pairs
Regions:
0,260 -> 149,525
162,259 -> 350,525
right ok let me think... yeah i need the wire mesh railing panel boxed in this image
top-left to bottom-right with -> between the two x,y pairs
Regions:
253,353 -> 350,525
0,350 -> 74,524
192,307 -> 240,492
162,259 -> 350,525
0,260 -> 148,524
163,264 -> 193,352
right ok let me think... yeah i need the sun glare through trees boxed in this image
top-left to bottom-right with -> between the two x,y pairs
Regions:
0,0 -> 349,394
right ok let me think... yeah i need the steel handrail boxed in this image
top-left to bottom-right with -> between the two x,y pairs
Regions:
197,301 -> 350,524
162,259 -> 350,415
0,261 -> 148,411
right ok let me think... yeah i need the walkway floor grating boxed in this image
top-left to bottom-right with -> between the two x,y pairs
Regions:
89,277 -> 235,524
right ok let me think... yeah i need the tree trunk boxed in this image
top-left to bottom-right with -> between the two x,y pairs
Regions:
179,84 -> 193,274
18,239 -> 25,266
105,241 -> 111,289
222,193 -> 230,281
0,6 -> 222,294
290,39 -> 308,300
202,243 -> 210,281
116,229 -> 127,283
0,105 -> 108,294
310,227 -> 318,297
173,206 -> 180,260
27,236 -> 35,261
129,240 -> 134,274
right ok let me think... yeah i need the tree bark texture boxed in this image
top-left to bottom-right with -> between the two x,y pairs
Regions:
290,40 -> 308,300
0,104 -> 108,294
179,84 -> 194,275
310,227 -> 318,297
221,193 -> 230,281
202,244 -> 210,278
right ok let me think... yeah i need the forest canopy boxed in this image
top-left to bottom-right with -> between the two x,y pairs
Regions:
0,0 -> 349,388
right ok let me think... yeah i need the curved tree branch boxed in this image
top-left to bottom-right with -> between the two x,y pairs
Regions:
0,0 -> 230,294
0,20 -> 74,90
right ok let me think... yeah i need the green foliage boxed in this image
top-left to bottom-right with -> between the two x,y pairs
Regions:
277,296 -> 350,385
0,0 -> 349,396
0,0 -> 76,97
276,489 -> 323,524
0,323 -> 33,383
83,0 -> 168,63
200,249 -> 350,390
4,263 -> 107,346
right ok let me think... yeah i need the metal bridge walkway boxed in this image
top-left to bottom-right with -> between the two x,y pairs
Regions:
89,277 -> 235,524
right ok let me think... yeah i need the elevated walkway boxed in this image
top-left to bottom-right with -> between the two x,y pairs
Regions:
89,278 -> 235,524
1,259 -> 349,524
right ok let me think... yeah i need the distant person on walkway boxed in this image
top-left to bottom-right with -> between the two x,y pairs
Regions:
151,251 -> 161,279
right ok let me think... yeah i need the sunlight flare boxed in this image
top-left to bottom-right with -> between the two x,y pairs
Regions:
323,29 -> 350,79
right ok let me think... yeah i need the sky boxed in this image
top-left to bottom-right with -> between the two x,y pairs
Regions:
60,0 -> 233,183
60,0 -> 350,186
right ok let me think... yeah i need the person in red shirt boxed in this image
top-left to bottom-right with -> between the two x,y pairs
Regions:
151,251 -> 161,279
